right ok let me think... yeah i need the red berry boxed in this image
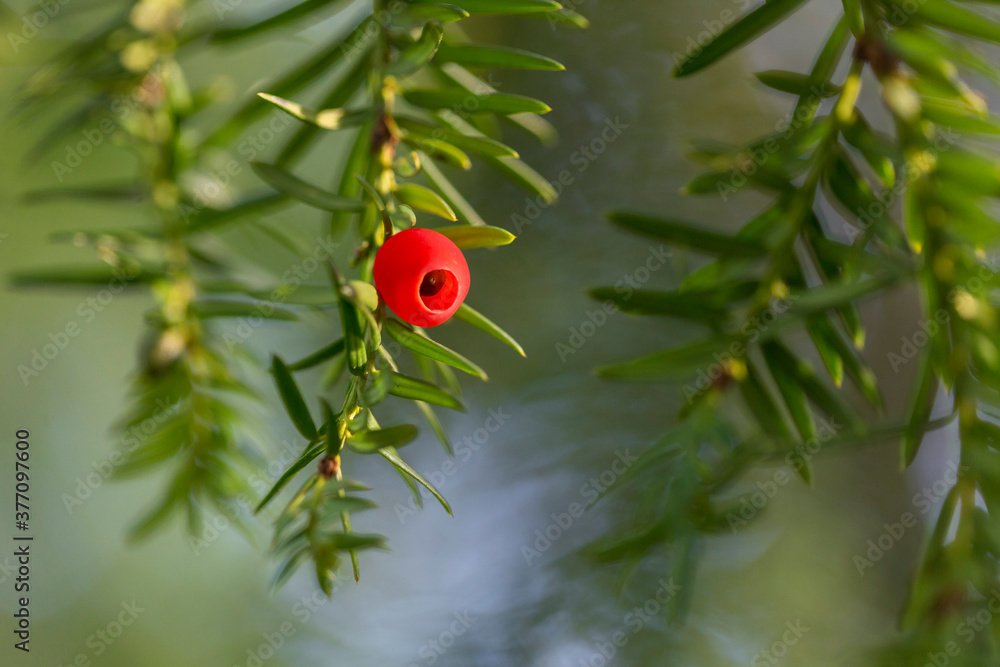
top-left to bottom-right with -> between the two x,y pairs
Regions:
373,228 -> 470,327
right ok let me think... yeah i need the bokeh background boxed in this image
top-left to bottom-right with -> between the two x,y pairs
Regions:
0,0 -> 958,665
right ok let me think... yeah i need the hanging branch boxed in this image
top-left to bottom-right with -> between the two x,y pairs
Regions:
243,0 -> 581,591
12,0 -> 581,593
13,0 -> 270,541
591,0 -> 1000,654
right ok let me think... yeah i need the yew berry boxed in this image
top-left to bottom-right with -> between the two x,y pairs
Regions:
373,228 -> 470,327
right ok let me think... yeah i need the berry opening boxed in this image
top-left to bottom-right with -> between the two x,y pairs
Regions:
419,269 -> 458,311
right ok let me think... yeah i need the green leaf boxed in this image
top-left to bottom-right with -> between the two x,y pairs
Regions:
395,116 -> 519,157
608,210 -> 767,256
842,0 -> 863,36
762,343 -> 818,444
434,362 -> 462,399
385,318 -> 488,380
402,134 -> 473,170
271,547 -> 309,590
327,533 -> 387,551
355,174 -> 390,213
240,284 -> 336,307
384,371 -> 465,410
437,62 -> 559,145
901,352 -> 938,468
210,0 -> 344,43
330,121 -> 375,236
347,280 -> 379,312
454,303 -> 526,356
339,296 -> 369,375
348,424 -> 420,453
787,276 -> 896,321
908,0 -> 1000,44
288,339 -> 346,372
192,300 -> 297,321
824,152 -> 907,249
184,193 -> 292,234
435,43 -> 564,70
419,153 -> 488,225
389,21 -> 444,77
404,89 -> 551,115
805,315 -> 844,387
598,337 -> 730,382
272,356 -> 319,441
21,185 -> 147,204
540,7 -> 588,26
755,70 -> 838,97
883,30 -> 967,97
902,27 -> 1000,85
415,401 -> 452,455
935,150 -> 1000,198
395,3 -> 469,23
379,446 -> 453,515
255,442 -> 325,514
202,18 -> 373,148
673,0 -> 810,77
320,479 -> 372,495
114,419 -> 186,477
257,92 -> 368,130
482,155 -> 558,202
434,225 -> 515,248
588,287 -> 729,323
322,496 -> 377,514
395,183 -> 458,220
842,114 -> 896,188
740,360 -> 796,442
127,493 -> 180,543
8,265 -> 152,289
744,359 -> 813,484
252,162 -> 365,213
922,99 -> 1000,135
277,55 -> 371,164
413,0 -> 560,14
821,319 -> 883,410
763,340 -> 865,435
